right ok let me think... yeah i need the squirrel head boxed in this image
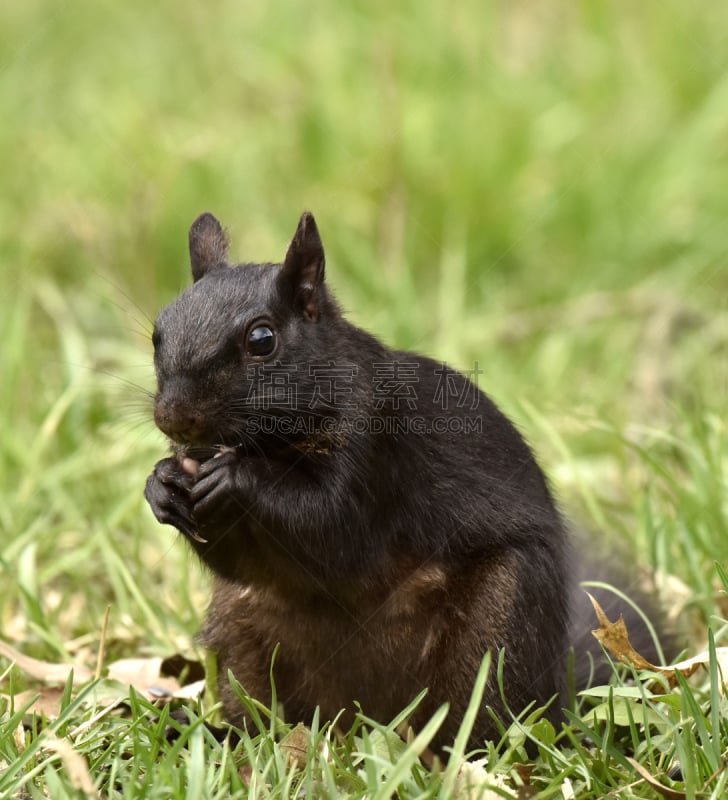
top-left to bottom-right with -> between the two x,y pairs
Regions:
151,211 -> 338,448
189,211 -> 326,321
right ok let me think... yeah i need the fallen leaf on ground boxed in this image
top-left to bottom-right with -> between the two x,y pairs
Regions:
107,657 -> 165,687
588,594 -> 728,690
43,733 -> 96,797
1,686 -> 68,719
239,761 -> 253,788
0,639 -> 93,685
626,757 -> 686,800
280,723 -> 311,769
1,641 -> 206,717
106,656 -> 205,702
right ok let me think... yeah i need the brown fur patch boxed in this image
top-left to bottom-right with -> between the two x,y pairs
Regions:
476,551 -> 520,634
384,564 -> 448,618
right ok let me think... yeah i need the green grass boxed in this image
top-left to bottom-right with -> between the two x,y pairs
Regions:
1,0 -> 727,796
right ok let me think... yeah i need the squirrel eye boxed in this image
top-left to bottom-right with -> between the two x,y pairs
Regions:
246,324 -> 276,358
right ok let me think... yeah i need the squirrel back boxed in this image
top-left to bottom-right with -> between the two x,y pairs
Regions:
145,212 -> 667,750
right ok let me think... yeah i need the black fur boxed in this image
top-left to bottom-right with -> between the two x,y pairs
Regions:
144,211 -> 667,750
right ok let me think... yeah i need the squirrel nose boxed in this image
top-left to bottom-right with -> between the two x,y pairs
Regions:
154,397 -> 206,443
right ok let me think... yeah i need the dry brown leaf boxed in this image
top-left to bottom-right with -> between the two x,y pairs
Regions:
588,594 -> 728,690
239,761 -> 253,788
0,640 -> 93,685
107,656 -> 165,687
588,593 -> 664,672
68,698 -> 127,739
512,762 -> 533,785
171,679 -> 206,700
43,733 -> 96,797
626,757 -> 687,800
396,720 -> 440,771
667,649 -> 728,689
106,656 -> 205,702
1,640 -> 206,720
280,723 -> 311,769
12,720 -> 25,753
2,686 -> 68,719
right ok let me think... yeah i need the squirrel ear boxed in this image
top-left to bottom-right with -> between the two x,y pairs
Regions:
189,213 -> 229,281
279,211 -> 325,321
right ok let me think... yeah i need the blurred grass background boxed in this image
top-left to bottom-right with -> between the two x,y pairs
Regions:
1,0 -> 726,661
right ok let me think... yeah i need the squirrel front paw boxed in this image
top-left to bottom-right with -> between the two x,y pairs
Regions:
144,457 -> 199,539
189,449 -> 254,527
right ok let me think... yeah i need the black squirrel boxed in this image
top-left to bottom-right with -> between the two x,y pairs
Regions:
145,211 -> 666,750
